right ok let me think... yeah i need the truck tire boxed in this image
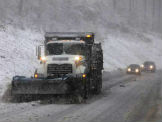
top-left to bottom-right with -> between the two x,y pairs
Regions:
95,77 -> 102,94
94,71 -> 102,94
83,77 -> 91,99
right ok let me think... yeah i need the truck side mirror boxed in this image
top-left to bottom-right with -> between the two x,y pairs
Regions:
36,45 -> 45,60
36,46 -> 41,60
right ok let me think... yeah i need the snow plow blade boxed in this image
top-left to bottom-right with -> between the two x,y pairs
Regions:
11,76 -> 75,95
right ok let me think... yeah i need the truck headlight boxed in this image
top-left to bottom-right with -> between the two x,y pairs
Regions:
40,56 -> 47,62
74,56 -> 82,61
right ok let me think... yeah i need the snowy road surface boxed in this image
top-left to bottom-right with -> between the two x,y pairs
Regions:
0,70 -> 161,122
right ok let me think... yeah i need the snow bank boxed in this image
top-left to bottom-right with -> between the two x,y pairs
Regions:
103,30 -> 162,70
0,25 -> 43,95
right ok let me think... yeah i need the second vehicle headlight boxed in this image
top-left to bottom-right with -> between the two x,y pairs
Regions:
128,68 -> 131,72
141,64 -> 144,68
150,65 -> 153,69
135,69 -> 139,73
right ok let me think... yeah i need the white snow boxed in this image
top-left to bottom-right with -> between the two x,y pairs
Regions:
103,30 -> 162,71
0,25 -> 43,96
0,24 -> 162,96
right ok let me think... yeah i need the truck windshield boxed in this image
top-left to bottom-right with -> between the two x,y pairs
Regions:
47,43 -> 85,55
47,43 -> 63,55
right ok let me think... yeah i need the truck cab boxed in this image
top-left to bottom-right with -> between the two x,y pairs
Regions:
36,32 -> 94,79
37,40 -> 88,78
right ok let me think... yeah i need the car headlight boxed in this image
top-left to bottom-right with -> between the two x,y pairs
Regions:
150,65 -> 153,69
128,68 -> 131,72
141,64 -> 144,68
135,69 -> 139,73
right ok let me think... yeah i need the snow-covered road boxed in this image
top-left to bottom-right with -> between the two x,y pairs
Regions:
0,70 -> 161,122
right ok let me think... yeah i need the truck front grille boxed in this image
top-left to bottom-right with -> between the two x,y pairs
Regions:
47,64 -> 72,75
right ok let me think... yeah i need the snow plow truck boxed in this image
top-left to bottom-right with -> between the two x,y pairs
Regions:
11,32 -> 103,99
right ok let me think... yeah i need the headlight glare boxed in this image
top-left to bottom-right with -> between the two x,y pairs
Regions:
40,56 -> 47,61
128,68 -> 131,72
141,64 -> 144,68
135,69 -> 139,73
74,56 -> 82,61
150,65 -> 153,69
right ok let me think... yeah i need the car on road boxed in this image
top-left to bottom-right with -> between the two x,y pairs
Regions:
140,61 -> 156,72
127,64 -> 141,75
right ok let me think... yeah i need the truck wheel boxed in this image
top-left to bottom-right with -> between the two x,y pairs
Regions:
95,80 -> 102,94
12,94 -> 33,103
94,73 -> 102,94
83,78 -> 90,99
12,95 -> 24,103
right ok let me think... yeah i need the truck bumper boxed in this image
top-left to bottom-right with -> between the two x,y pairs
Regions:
11,76 -> 84,95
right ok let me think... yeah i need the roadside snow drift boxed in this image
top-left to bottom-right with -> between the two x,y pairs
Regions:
0,25 -> 43,96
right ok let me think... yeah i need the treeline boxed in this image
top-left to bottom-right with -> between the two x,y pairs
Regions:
0,0 -> 162,33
